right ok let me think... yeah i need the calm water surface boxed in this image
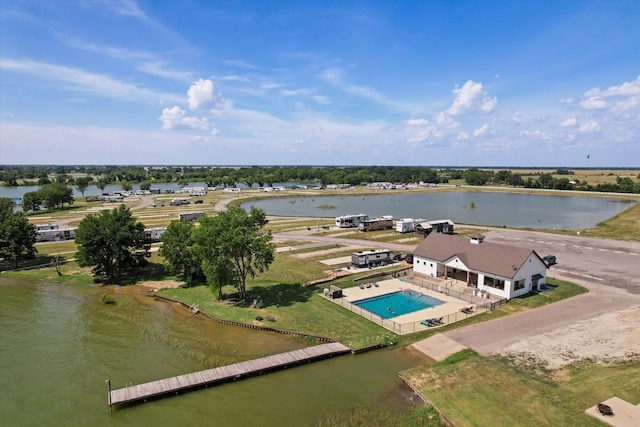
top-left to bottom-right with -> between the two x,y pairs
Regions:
0,277 -> 426,426
243,192 -> 635,230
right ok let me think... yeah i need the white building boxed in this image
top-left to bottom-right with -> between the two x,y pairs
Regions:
412,233 -> 547,300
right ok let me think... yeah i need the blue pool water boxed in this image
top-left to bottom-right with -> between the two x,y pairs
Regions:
353,291 -> 445,319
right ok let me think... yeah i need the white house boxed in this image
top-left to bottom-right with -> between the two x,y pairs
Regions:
412,233 -> 547,300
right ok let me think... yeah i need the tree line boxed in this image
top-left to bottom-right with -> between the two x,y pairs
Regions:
2,165 -> 639,194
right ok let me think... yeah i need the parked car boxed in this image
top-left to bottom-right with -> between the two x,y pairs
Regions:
194,200 -> 204,204
543,255 -> 556,266
152,202 -> 164,207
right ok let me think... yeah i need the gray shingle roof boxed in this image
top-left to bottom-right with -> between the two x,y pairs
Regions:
413,233 -> 540,279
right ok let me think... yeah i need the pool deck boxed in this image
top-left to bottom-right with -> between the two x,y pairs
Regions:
323,278 -> 478,333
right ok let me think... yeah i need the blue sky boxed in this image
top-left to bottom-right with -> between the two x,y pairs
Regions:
1,0 -> 638,167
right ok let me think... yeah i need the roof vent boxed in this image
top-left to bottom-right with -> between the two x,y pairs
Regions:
469,234 -> 485,244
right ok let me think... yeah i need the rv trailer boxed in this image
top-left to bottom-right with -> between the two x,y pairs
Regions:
335,213 -> 368,228
351,249 -> 395,268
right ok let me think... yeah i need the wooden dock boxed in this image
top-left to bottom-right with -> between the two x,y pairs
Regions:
107,342 -> 351,409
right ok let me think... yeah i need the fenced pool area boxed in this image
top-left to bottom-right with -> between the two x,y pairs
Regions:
353,290 -> 445,319
322,277 -> 505,334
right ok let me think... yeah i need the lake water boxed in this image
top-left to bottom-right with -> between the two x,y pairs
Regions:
242,192 -> 635,230
0,277 -> 426,426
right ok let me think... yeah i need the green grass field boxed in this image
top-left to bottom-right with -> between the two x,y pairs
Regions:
402,350 -> 639,427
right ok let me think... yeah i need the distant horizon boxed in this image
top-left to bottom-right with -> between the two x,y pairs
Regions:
1,1 -> 638,166
1,164 -> 639,170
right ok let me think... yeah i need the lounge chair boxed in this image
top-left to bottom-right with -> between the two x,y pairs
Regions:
429,317 -> 443,326
373,281 -> 379,287
358,283 -> 365,289
460,306 -> 473,314
420,319 -> 433,327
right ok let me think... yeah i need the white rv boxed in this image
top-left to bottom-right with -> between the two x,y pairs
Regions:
351,249 -> 395,268
395,218 -> 427,233
335,213 -> 368,228
145,227 -> 167,241
36,227 -> 76,242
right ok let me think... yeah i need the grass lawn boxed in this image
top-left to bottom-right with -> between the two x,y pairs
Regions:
401,350 -> 640,427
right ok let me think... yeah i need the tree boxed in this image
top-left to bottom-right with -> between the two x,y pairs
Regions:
38,183 -> 74,210
121,181 -> 132,192
193,206 -> 274,300
463,169 -> 493,186
158,220 -> 203,285
0,198 -> 37,268
74,177 -> 92,199
139,181 -> 151,191
75,204 -> 151,279
96,178 -> 107,193
22,191 -> 43,212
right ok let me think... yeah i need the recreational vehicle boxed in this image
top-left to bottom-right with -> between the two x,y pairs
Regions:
35,224 -> 59,232
178,212 -> 206,221
335,213 -> 368,228
36,227 -> 76,242
351,249 -> 395,268
145,227 -> 167,242
395,218 -> 427,233
170,198 -> 191,206
99,195 -> 124,203
359,215 -> 394,232
415,219 -> 455,237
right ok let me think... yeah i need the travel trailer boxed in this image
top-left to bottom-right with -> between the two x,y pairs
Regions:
351,249 -> 395,268
178,212 -> 206,221
36,227 -> 76,242
335,213 -> 368,228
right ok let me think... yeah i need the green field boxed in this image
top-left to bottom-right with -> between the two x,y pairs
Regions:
402,350 -> 639,427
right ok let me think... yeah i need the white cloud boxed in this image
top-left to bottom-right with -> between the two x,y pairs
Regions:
520,130 -> 551,140
447,80 -> 497,115
188,79 -> 215,110
137,62 -> 193,82
586,76 -> 640,98
406,118 -> 427,126
580,97 -> 607,110
0,58 -> 182,103
408,127 -> 434,143
221,75 -> 250,82
561,118 -> 577,127
311,95 -> 331,104
211,98 -> 234,115
473,124 -> 489,137
281,88 -> 310,97
159,106 -> 209,130
481,96 -> 497,113
456,131 -> 469,140
579,121 -> 601,133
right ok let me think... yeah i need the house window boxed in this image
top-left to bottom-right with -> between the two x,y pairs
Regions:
485,277 -> 505,290
514,279 -> 525,290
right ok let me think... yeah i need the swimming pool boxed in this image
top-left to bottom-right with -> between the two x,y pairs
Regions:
353,291 -> 445,319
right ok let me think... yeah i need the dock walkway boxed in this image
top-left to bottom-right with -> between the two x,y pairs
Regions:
108,342 -> 351,408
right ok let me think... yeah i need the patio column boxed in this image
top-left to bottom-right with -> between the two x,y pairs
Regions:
466,270 -> 470,285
